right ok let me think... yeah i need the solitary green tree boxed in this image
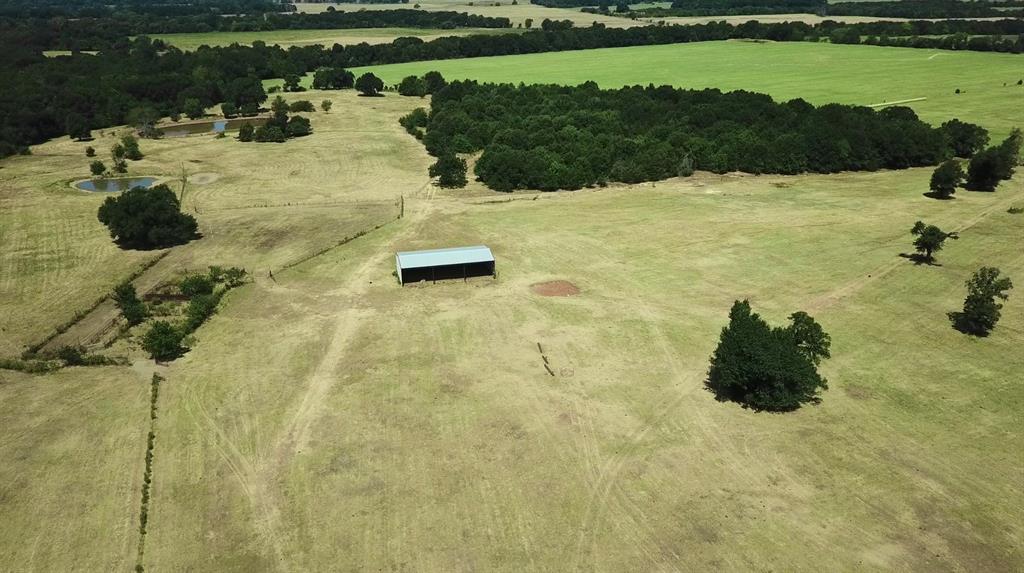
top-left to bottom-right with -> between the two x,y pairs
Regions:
97,184 -> 198,249
90,160 -> 106,176
355,72 -> 384,97
929,159 -> 964,199
910,221 -> 957,263
950,267 -> 1013,336
707,301 -> 830,411
321,99 -> 333,113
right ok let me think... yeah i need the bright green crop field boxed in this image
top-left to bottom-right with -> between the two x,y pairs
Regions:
346,40 -> 1024,138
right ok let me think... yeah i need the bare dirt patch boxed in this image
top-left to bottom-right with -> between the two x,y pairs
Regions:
188,172 -> 220,185
531,280 -> 580,297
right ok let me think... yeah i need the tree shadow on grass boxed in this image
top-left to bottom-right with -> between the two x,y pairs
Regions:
703,379 -> 814,413
947,311 -> 990,337
922,191 -> 956,200
899,253 -> 942,266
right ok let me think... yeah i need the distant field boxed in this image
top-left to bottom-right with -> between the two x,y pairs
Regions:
294,0 -> 637,27
148,27 -> 517,50
348,40 -> 1024,138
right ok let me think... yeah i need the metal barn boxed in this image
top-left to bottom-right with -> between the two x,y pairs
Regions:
395,245 -> 495,285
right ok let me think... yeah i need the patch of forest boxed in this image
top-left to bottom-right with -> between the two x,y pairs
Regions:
408,80 -> 985,191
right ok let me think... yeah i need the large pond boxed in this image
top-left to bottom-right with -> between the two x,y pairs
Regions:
162,117 -> 267,138
75,176 -> 158,192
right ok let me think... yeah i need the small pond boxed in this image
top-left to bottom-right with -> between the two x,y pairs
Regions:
162,117 -> 267,138
76,176 -> 158,192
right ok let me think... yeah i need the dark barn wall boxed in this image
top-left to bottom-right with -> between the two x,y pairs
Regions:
402,261 -> 494,284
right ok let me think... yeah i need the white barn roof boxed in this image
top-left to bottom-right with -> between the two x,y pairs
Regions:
396,245 -> 494,270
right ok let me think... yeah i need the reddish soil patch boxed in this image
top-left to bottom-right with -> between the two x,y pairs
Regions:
531,280 -> 580,297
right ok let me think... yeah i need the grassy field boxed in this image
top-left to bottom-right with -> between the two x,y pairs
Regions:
349,40 -> 1024,139
0,90 -> 422,357
0,366 -> 150,571
2,40 -> 1023,571
147,27 -> 517,50
141,166 -> 1023,570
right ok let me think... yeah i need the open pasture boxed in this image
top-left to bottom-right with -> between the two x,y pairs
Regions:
352,40 -> 1024,138
0,91 -> 425,357
141,165 -> 1023,570
147,27 -> 517,50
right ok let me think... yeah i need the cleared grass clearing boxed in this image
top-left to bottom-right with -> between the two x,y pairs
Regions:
143,167 -> 1023,570
0,90 -> 426,356
148,27 -> 517,50
351,40 -> 1024,139
0,366 -> 150,571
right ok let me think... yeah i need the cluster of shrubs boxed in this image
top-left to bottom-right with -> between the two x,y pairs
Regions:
403,78 -> 983,191
124,266 -> 247,361
238,96 -> 311,143
89,134 -> 143,177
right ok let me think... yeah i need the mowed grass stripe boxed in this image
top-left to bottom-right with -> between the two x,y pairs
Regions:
345,40 -> 1024,138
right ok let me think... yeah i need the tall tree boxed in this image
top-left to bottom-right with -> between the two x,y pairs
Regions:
97,184 -> 199,249
941,119 -> 989,157
112,282 -> 148,326
66,113 -> 91,141
950,267 -> 1013,336
910,221 -> 957,263
355,72 -> 384,96
929,159 -> 964,199
707,301 -> 830,411
423,70 -> 447,94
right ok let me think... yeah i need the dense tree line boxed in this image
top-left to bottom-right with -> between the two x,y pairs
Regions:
408,79 -> 979,191
0,0 -> 289,18
3,19 -> 1022,158
827,0 -> 1024,19
2,9 -> 510,51
617,0 -> 1024,18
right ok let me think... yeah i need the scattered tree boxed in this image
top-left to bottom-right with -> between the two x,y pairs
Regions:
179,274 -> 214,297
312,67 -> 355,90
910,220 -> 957,263
707,300 -> 830,411
321,99 -> 333,113
221,102 -> 238,118
97,184 -> 199,249
120,134 -> 143,160
112,281 -> 148,326
238,123 -> 255,142
398,75 -> 428,97
355,72 -> 384,96
112,158 -> 128,173
283,73 -> 305,92
949,267 -> 1013,336
85,146 -> 96,157
254,125 -> 286,142
941,119 -> 988,157
89,160 -> 107,176
126,106 -> 161,138
289,100 -> 315,112
429,153 -> 468,187
240,102 -> 260,117
928,159 -> 964,199
967,129 -> 1022,191
423,70 -> 447,94
286,116 -> 312,137
142,321 -> 186,361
